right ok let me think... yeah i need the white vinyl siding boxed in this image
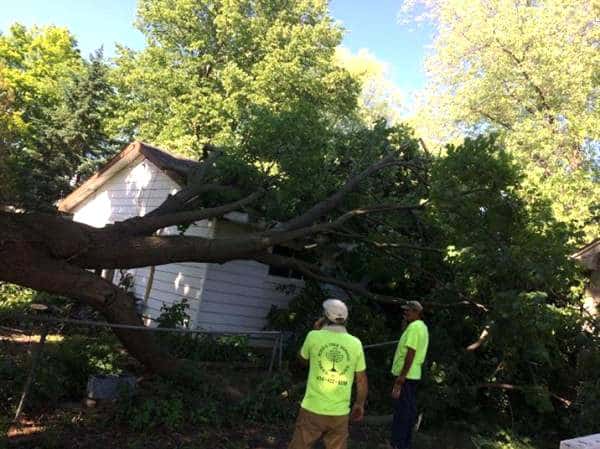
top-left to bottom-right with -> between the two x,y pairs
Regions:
70,156 -> 303,333
197,221 -> 303,332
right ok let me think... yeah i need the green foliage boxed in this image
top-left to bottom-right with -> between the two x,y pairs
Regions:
0,282 -> 35,315
154,299 -> 262,363
114,370 -> 296,431
111,0 -> 358,162
335,47 -> 404,126
571,379 -> 600,435
115,378 -> 188,431
429,136 -> 582,307
33,336 -> 125,405
0,24 -> 119,209
156,298 -> 191,329
0,334 -> 124,414
471,431 -> 537,449
405,0 -> 600,239
420,137 -> 593,433
235,372 -> 297,422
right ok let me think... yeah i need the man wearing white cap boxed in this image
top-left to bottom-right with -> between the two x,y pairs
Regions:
289,298 -> 368,449
389,300 -> 429,449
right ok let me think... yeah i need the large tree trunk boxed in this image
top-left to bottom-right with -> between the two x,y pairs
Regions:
0,235 -> 183,377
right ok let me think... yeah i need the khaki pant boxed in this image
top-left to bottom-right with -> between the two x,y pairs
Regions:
289,408 -> 349,449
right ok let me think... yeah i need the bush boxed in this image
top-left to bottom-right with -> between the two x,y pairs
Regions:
114,368 -> 298,432
0,282 -> 35,316
155,299 -> 262,363
570,379 -> 600,434
116,389 -> 186,431
471,431 -> 537,449
235,372 -> 297,422
27,335 -> 124,408
114,373 -> 230,430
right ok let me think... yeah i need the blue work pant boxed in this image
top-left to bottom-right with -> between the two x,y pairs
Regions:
391,379 -> 418,449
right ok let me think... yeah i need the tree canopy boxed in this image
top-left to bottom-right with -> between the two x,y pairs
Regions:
0,24 -> 118,209
112,0 -> 358,157
403,0 -> 600,239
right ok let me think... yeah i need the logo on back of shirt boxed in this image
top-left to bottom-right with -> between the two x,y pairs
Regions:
316,342 -> 351,386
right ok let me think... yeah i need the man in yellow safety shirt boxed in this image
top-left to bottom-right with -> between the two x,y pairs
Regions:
289,298 -> 368,449
390,300 -> 429,449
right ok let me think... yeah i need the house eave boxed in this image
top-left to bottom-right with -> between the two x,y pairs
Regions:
58,141 -> 193,213
571,238 -> 600,271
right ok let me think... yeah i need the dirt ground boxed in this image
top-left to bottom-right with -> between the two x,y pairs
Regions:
0,328 -> 393,449
5,406 -> 394,449
0,328 -> 546,449
4,405 -> 484,449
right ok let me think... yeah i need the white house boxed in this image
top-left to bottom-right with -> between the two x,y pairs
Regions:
572,238 -> 600,318
58,142 -> 304,333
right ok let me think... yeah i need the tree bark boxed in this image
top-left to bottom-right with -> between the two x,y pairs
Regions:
0,242 -> 182,376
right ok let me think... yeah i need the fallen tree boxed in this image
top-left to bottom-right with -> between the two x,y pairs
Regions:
0,147 -> 421,378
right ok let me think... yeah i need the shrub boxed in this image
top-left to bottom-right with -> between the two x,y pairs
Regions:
0,282 -> 35,316
155,299 -> 262,363
235,372 -> 297,423
31,335 -> 125,407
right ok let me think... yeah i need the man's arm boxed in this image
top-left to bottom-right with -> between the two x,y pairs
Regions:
392,348 -> 415,399
351,371 -> 368,422
298,330 -> 313,367
297,352 -> 309,367
397,348 -> 416,382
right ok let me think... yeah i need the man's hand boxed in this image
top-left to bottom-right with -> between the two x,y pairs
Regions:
353,370 -> 368,422
350,403 -> 364,422
391,375 -> 406,399
313,317 -> 326,330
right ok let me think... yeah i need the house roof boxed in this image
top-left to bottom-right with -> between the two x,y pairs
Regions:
571,238 -> 600,271
58,141 -> 198,213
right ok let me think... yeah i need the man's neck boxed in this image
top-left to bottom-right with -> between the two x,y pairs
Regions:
322,323 -> 347,333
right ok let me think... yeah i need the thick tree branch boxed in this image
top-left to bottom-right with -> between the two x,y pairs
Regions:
253,252 -> 491,310
0,211 -> 101,260
477,383 -> 571,407
72,204 -> 412,269
143,149 -> 224,218
331,229 -> 442,254
466,325 -> 491,351
277,150 -> 416,232
253,252 -> 403,304
496,41 -> 553,118
110,190 -> 264,236
0,245 -> 181,376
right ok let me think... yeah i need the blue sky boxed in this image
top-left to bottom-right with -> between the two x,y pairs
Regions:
0,0 -> 434,95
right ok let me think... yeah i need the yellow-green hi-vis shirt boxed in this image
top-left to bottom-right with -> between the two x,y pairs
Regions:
391,320 -> 429,379
300,327 -> 366,416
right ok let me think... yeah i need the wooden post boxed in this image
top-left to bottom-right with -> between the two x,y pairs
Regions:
14,324 -> 48,422
268,337 -> 277,374
278,333 -> 283,370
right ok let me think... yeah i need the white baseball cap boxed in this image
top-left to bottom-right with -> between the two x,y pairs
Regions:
323,298 -> 348,323
401,300 -> 423,312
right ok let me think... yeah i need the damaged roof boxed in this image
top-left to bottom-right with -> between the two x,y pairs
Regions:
58,141 -> 199,213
